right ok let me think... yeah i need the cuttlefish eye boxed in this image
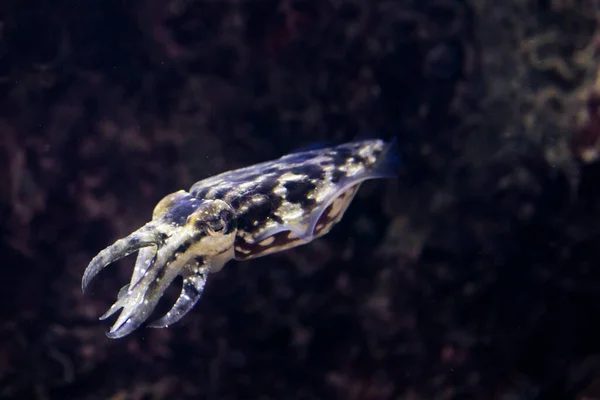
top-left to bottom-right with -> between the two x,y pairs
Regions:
209,220 -> 224,233
205,208 -> 236,235
187,202 -> 236,236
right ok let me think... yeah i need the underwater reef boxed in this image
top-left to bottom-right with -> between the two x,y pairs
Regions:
1,0 -> 600,398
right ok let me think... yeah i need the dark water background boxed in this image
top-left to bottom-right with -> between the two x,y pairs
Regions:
1,0 -> 600,399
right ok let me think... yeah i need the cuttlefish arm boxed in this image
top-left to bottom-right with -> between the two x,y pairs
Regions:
81,227 -> 163,294
82,191 -> 237,339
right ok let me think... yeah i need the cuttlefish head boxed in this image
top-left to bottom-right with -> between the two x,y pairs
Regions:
82,190 -> 237,338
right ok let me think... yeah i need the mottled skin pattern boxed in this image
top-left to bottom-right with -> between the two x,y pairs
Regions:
191,140 -> 391,259
82,139 -> 396,338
